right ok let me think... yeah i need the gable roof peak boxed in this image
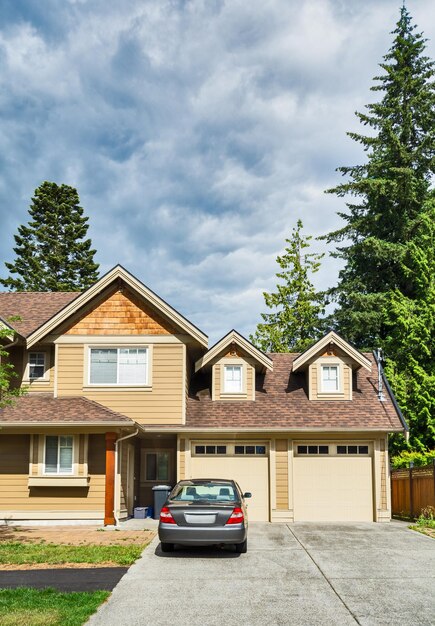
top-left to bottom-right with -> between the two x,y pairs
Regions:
292,330 -> 372,372
195,328 -> 273,373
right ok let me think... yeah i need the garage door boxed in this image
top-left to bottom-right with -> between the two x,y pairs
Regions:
189,443 -> 269,521
293,443 -> 373,522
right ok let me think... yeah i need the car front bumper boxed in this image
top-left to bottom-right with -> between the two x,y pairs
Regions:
158,523 -> 247,546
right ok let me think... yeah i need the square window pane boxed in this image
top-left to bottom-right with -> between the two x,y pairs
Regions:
348,446 -> 358,454
206,446 -> 216,454
319,446 -> 329,455
308,445 -> 318,454
359,446 -> 369,455
90,349 -> 117,384
146,453 -> 157,480
195,446 -> 205,455
235,446 -> 245,455
297,446 -> 307,454
245,446 -> 255,454
256,446 -> 266,455
216,446 -> 227,454
337,446 -> 347,455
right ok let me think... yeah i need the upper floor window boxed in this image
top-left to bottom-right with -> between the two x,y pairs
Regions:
29,352 -> 47,380
321,365 -> 339,393
224,365 -> 242,393
44,436 -> 73,474
89,348 -> 148,385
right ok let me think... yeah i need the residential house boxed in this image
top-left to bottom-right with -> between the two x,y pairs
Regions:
0,266 -> 406,525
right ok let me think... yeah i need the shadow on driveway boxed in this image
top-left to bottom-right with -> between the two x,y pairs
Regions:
0,567 -> 128,592
154,543 -> 241,558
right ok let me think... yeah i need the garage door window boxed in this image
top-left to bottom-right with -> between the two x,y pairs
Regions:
337,445 -> 369,455
235,445 -> 266,455
195,445 -> 227,455
297,445 -> 329,455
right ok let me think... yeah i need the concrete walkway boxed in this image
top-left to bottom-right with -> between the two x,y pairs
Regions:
86,521 -> 435,626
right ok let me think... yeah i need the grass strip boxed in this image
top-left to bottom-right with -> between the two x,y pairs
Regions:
0,587 -> 109,626
0,542 -> 147,566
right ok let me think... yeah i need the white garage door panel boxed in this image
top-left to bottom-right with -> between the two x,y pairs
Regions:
293,457 -> 373,522
190,455 -> 269,522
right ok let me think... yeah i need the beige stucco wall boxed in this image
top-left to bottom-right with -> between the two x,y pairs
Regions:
56,342 -> 184,424
0,434 -> 106,520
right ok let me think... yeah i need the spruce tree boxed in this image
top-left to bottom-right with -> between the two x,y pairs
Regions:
1,182 -> 99,291
250,220 -> 325,353
325,6 -> 435,348
325,7 -> 435,449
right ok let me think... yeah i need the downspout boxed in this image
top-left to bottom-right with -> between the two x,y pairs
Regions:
372,350 -> 409,440
114,429 -> 139,527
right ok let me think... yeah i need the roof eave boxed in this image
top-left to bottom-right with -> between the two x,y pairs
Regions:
292,331 -> 372,373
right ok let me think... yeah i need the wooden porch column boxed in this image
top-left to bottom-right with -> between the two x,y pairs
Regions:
104,432 -> 117,526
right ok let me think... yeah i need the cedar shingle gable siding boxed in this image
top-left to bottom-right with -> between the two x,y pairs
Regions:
63,288 -> 178,335
0,292 -> 79,337
186,353 -> 402,431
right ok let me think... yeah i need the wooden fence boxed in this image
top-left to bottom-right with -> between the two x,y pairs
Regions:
391,462 -> 435,519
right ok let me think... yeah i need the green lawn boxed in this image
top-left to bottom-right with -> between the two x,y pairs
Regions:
0,588 -> 109,626
0,542 -> 147,566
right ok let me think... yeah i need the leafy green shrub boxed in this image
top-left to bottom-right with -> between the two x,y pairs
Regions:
391,449 -> 435,469
416,506 -> 435,528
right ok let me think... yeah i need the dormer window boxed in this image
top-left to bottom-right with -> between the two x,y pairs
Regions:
321,365 -> 339,393
27,351 -> 49,382
224,365 -> 242,393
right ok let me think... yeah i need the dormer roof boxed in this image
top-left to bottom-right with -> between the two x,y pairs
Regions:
195,329 -> 273,373
292,330 -> 372,373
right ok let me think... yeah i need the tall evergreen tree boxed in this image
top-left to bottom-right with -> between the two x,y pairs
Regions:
0,322 -> 26,408
250,220 -> 325,353
325,7 -> 435,449
325,6 -> 435,348
1,182 -> 99,291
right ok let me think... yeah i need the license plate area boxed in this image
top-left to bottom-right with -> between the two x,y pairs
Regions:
185,514 -> 216,525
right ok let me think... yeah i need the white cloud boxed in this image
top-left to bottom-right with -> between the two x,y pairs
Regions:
0,0 -> 434,343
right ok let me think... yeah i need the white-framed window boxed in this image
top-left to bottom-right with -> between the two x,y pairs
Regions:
89,347 -> 148,385
28,352 -> 47,380
224,365 -> 242,393
321,365 -> 339,393
44,436 -> 73,475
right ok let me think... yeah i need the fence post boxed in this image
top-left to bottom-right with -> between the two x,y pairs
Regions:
409,462 -> 414,519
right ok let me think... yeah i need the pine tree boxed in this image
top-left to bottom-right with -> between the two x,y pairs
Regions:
325,6 -> 435,348
1,182 -> 99,291
325,7 -> 435,449
250,220 -> 326,353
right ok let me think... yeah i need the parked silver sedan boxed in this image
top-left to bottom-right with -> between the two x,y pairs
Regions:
158,479 -> 251,553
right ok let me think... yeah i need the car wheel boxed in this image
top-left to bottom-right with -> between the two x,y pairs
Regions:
235,539 -> 247,554
161,542 -> 174,553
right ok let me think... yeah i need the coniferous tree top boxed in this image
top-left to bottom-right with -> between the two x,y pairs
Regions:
325,5 -> 435,347
1,182 -> 100,292
250,220 -> 326,353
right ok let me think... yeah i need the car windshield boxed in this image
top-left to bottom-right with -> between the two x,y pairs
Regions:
170,482 -> 237,502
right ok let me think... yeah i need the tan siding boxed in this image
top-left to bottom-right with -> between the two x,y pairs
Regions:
56,343 -> 184,424
64,288 -> 177,335
275,439 -> 289,510
0,434 -> 105,513
213,355 -> 255,401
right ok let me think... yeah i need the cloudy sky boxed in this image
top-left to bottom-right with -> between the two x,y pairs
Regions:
0,0 -> 434,344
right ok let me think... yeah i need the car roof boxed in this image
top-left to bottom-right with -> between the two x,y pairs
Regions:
176,479 -> 236,485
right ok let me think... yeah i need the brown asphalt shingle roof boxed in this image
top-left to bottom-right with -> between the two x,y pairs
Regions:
0,292 -> 80,337
0,395 -> 134,424
183,353 -> 403,431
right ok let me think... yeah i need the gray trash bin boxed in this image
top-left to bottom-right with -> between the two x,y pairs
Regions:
152,485 -> 172,520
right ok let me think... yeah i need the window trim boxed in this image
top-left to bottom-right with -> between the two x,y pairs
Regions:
43,435 -> 74,476
191,441 -> 268,457
86,345 -> 152,389
218,359 -> 247,397
25,351 -> 50,383
320,364 -> 340,393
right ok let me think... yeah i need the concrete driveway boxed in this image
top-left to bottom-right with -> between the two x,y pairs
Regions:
86,521 -> 435,626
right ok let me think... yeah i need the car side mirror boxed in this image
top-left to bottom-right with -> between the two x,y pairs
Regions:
243,492 -> 252,498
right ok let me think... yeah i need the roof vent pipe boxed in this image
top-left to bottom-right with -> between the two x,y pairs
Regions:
376,348 -> 385,402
